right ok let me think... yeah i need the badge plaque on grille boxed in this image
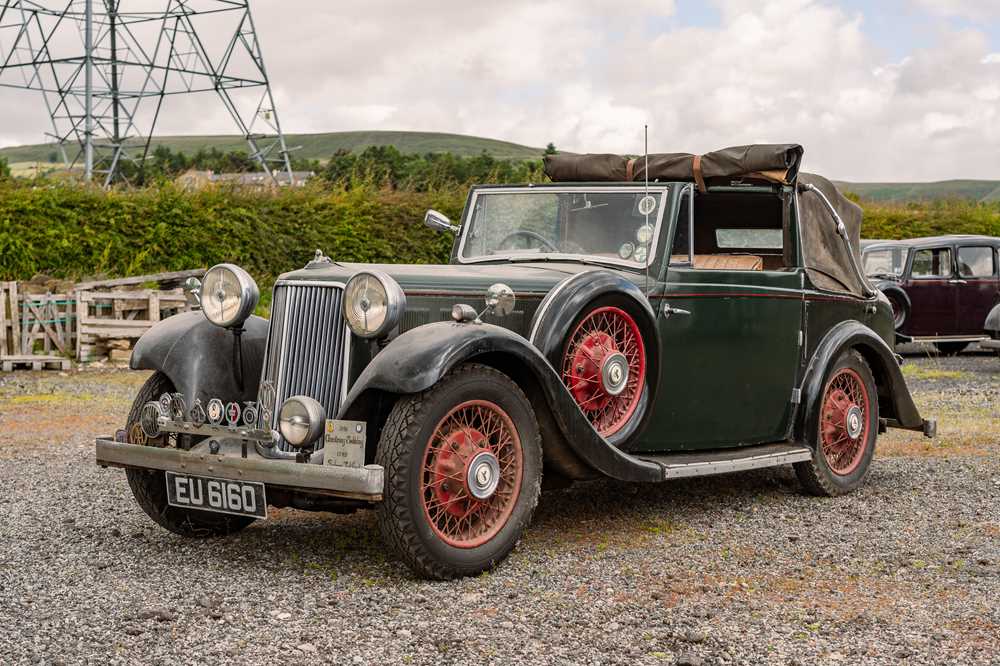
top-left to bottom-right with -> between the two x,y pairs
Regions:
324,420 -> 366,468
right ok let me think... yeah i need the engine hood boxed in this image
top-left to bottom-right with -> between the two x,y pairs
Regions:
277,260 -> 631,297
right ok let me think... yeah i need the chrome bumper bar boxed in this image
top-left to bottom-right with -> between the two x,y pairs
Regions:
95,438 -> 383,501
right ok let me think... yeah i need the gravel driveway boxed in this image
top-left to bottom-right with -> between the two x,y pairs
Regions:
1,352 -> 997,665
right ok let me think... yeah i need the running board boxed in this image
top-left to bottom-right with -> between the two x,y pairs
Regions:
638,443 -> 812,480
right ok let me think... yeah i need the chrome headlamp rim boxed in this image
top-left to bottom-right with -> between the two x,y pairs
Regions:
201,263 -> 260,329
343,270 -> 406,339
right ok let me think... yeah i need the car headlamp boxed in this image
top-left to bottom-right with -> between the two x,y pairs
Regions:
201,264 -> 259,329
278,396 -> 326,448
343,271 -> 406,339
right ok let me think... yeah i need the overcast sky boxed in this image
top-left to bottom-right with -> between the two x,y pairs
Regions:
1,0 -> 998,181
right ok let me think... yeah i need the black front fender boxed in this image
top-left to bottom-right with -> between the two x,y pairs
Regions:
797,320 -> 927,441
130,311 -> 268,409
338,321 -> 662,482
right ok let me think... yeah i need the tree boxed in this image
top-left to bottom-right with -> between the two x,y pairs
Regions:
0,156 -> 10,180
544,142 -> 557,155
47,151 -> 60,163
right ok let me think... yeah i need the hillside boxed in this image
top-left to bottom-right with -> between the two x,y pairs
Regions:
0,130 -> 545,164
835,179 -> 1000,203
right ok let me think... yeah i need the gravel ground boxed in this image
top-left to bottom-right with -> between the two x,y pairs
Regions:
1,352 -> 997,666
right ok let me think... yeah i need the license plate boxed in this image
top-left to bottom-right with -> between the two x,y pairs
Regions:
165,472 -> 267,519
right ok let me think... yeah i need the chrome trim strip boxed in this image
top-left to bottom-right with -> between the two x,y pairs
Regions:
340,323 -> 352,412
96,438 -> 383,500
911,335 -> 989,343
528,270 -> 596,345
658,448 -> 812,480
456,185 -> 670,269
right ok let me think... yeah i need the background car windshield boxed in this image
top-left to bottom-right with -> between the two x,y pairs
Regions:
460,190 -> 664,265
863,247 -> 909,276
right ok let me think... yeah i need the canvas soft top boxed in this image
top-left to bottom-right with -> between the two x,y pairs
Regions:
543,145 -> 871,298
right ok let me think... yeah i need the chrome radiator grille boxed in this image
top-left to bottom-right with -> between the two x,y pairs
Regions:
259,281 -> 348,451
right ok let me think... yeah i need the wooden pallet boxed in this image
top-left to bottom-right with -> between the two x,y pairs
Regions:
76,288 -> 190,361
0,354 -> 71,372
0,281 -> 21,356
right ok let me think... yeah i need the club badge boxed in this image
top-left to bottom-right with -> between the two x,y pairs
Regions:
189,398 -> 207,426
258,380 -> 276,426
206,398 -> 225,425
242,401 -> 259,427
169,393 -> 187,421
158,392 -> 172,412
225,401 -> 241,427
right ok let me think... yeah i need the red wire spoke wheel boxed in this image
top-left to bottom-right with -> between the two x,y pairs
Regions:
561,306 -> 646,437
420,400 -> 523,549
819,367 -> 871,476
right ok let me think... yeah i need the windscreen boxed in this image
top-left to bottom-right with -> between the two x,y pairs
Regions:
459,189 -> 667,266
863,247 -> 909,277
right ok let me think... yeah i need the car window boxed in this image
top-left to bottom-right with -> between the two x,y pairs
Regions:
716,229 -> 783,249
910,248 -> 953,278
863,247 -> 908,276
957,246 -> 996,278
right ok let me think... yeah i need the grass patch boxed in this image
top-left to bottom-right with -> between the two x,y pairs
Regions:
900,364 -> 968,381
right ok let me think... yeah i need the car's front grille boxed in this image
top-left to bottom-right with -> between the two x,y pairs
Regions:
258,281 -> 348,451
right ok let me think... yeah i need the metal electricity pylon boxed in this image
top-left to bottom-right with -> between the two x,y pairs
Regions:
0,1 -> 293,186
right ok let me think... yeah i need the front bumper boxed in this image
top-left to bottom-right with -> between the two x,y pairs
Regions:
95,438 -> 384,501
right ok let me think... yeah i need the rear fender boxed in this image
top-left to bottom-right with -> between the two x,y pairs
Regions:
130,311 -> 268,409
796,320 -> 927,441
338,321 -> 661,482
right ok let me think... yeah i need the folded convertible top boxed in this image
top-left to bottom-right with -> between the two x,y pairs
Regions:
543,144 -> 804,190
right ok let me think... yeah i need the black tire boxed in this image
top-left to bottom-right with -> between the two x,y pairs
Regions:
376,363 -> 542,580
886,292 -> 908,331
124,372 -> 254,537
934,341 -> 969,356
795,350 -> 878,497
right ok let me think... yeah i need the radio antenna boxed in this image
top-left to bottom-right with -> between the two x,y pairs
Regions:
643,124 -> 651,297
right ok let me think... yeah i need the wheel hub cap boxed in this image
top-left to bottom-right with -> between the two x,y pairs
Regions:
467,451 -> 501,500
845,405 -> 864,440
601,352 -> 629,396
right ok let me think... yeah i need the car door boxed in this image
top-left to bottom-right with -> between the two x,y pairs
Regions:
904,246 -> 958,336
955,245 -> 999,334
636,188 -> 802,451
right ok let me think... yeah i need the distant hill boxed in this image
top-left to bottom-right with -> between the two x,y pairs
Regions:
0,130 -> 546,163
834,180 -> 1000,203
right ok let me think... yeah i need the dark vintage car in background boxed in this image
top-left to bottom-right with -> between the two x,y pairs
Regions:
95,144 -> 934,579
862,235 -> 1000,354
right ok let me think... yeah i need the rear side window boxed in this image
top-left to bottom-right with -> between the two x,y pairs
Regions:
957,246 -> 996,278
911,248 -> 952,278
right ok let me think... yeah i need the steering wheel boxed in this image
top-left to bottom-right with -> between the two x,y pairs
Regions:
497,230 -> 560,252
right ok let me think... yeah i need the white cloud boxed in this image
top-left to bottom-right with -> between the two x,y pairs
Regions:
0,0 -> 997,180
909,0 -> 1000,20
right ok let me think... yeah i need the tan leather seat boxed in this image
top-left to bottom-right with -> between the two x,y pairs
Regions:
671,254 -> 764,271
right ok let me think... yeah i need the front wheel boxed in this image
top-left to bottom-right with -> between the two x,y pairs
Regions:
376,363 -> 542,579
795,350 -> 878,497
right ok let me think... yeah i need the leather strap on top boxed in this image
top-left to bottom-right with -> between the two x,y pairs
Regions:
625,158 -> 635,181
693,155 -> 707,193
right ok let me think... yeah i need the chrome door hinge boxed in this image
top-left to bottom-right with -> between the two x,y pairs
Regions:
797,330 -> 804,347
790,388 -> 801,404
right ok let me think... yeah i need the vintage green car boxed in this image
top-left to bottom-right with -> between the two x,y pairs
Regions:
96,144 -> 934,579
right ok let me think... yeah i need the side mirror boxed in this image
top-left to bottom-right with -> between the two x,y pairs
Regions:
424,209 -> 458,234
183,277 -> 202,307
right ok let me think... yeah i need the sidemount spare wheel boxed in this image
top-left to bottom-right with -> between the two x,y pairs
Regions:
884,290 -> 908,331
795,350 -> 878,497
560,297 -> 648,445
376,363 -> 542,580
124,372 -> 254,537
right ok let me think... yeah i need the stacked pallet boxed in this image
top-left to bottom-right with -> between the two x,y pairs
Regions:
76,288 -> 189,362
0,282 -> 72,371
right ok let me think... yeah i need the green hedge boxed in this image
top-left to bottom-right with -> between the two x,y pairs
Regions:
2,181 -> 998,291
0,182 -> 464,291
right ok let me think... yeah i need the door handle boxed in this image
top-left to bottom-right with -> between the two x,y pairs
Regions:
662,303 -> 691,318
948,279 -> 967,285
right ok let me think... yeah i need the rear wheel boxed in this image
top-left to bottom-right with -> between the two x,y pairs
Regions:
886,292 -> 908,330
376,363 -> 542,579
796,351 -> 878,497
934,341 -> 969,356
124,372 -> 254,537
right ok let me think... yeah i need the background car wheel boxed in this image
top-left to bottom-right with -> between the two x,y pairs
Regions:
795,350 -> 878,497
376,363 -> 542,580
560,297 -> 648,446
124,372 -> 254,537
886,292 -> 908,330
934,341 -> 969,356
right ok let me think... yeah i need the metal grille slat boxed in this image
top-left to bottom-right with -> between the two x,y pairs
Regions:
258,282 -> 346,451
